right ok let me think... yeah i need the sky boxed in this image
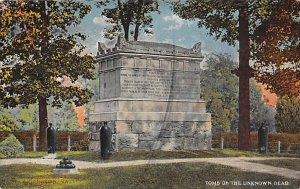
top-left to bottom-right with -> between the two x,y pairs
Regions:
73,2 -> 239,62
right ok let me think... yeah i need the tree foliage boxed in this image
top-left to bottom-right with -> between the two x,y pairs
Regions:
250,82 -> 275,132
50,102 -> 79,131
96,0 -> 159,41
173,0 -> 300,96
201,54 -> 274,133
0,103 -> 80,131
252,0 -> 300,97
201,55 -> 238,133
18,104 -> 39,131
275,96 -> 300,133
0,0 -> 95,150
0,112 -> 17,132
0,0 -> 95,107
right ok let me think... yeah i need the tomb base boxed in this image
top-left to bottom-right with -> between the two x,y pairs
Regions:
89,99 -> 211,151
89,120 -> 211,151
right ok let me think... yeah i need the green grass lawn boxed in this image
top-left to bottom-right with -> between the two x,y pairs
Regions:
250,159 -> 300,171
54,149 -> 268,162
2,149 -> 298,163
0,163 -> 299,189
0,149 -> 274,161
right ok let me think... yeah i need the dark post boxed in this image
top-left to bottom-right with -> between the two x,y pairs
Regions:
47,123 -> 56,154
100,122 -> 112,160
258,126 -> 268,154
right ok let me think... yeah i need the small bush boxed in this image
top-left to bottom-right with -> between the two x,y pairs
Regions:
0,134 -> 24,157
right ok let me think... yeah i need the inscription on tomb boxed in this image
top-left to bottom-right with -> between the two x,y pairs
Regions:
120,69 -> 200,100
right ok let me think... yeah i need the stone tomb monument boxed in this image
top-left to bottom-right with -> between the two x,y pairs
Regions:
89,35 -> 211,151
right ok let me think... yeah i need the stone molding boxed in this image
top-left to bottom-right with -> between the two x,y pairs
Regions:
89,112 -> 211,122
97,34 -> 203,58
98,57 -> 202,73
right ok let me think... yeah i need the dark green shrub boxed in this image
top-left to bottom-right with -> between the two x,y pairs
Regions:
0,134 -> 24,157
0,114 -> 17,132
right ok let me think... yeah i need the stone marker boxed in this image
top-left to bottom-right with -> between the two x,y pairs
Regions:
43,123 -> 57,159
258,126 -> 268,154
89,34 -> 211,151
100,121 -> 112,159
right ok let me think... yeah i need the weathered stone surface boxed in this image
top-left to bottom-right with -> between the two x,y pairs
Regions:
136,58 -> 147,68
89,122 -> 101,133
161,138 -> 184,151
91,133 -> 100,141
89,120 -> 211,151
139,132 -> 159,141
119,69 -> 201,100
94,100 -> 118,112
89,38 -> 211,151
191,122 -> 211,133
139,140 -> 163,150
131,121 -> 162,133
91,108 -> 210,122
116,121 -> 131,134
89,141 -> 100,151
160,60 -> 172,70
118,134 -> 138,150
183,134 -> 211,150
111,134 -> 117,151
123,57 -> 134,67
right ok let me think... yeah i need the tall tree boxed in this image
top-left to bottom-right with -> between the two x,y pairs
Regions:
96,0 -> 159,41
0,1 -> 95,150
173,0 -> 251,150
275,96 -> 300,133
172,0 -> 298,150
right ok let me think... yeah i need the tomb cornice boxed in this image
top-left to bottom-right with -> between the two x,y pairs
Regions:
96,51 -> 203,62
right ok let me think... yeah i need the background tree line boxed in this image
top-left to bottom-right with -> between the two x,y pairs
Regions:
201,54 -> 275,134
0,102 -> 80,132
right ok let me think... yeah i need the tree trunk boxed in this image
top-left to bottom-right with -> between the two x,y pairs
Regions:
118,0 -> 129,41
238,2 -> 251,151
38,1 -> 49,151
134,24 -> 140,41
38,97 -> 48,151
123,24 -> 129,41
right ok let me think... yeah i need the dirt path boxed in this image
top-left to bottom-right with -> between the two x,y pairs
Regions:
0,157 -> 299,179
